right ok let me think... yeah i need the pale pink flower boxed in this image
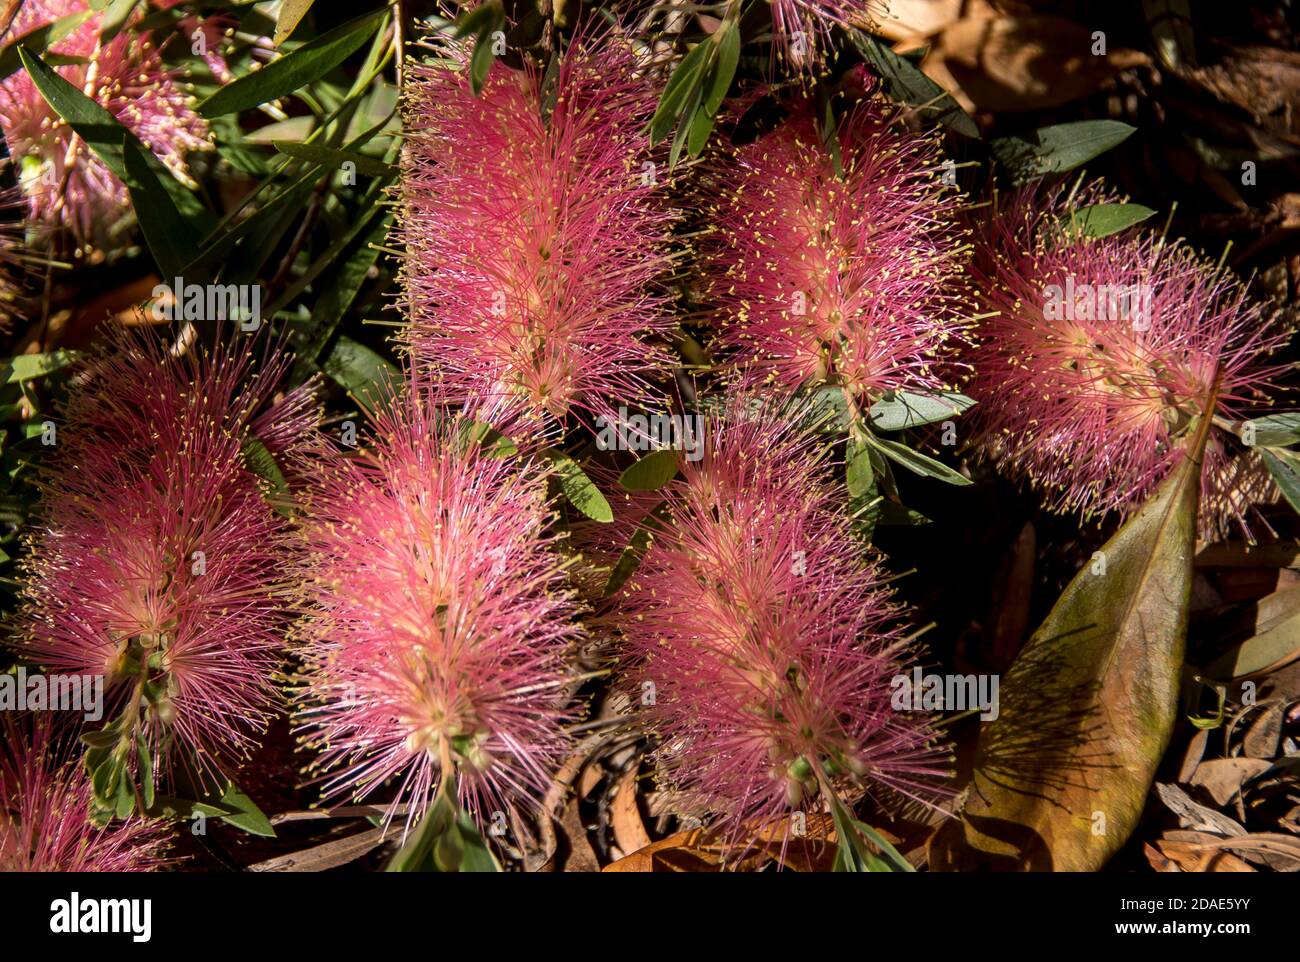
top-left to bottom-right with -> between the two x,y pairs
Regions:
16,327 -> 314,791
703,99 -> 969,409
968,182 -> 1288,536
0,715 -> 170,871
398,33 -> 673,429
293,393 -> 583,831
613,397 -> 948,842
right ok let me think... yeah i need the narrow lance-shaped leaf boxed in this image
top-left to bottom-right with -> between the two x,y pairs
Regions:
271,141 -> 395,177
274,0 -> 316,45
198,8 -> 388,118
847,29 -> 979,138
122,138 -> 199,280
938,413 -> 1211,871
989,120 -> 1136,186
618,449 -> 680,491
1059,203 -> 1156,240
1261,448 -> 1300,516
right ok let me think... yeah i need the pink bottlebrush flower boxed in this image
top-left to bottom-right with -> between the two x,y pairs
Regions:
703,99 -> 970,410
768,1 -> 877,69
15,326 -> 314,792
293,393 -> 582,831
152,0 -> 273,85
968,182 -> 1288,538
0,0 -> 213,250
614,397 -> 948,844
1,715 -> 170,871
398,33 -> 673,429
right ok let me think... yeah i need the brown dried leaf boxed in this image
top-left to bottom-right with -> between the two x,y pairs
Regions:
610,766 -> 653,857
245,827 -> 387,872
1188,758 -> 1273,806
1154,783 -> 1246,837
923,15 -> 1150,112
873,0 -> 970,42
602,814 -> 838,872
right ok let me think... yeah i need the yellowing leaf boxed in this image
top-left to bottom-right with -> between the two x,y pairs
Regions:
937,416 -> 1210,871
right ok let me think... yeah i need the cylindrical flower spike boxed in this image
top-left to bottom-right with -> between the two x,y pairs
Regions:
0,0 -> 213,251
15,327 -> 315,800
703,99 -> 970,410
0,715 -> 170,871
398,32 -> 674,430
293,393 -> 583,832
613,397 -> 948,844
968,182 -> 1289,538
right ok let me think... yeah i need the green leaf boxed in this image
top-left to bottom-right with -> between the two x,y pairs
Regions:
273,0 -> 316,45
827,791 -> 913,872
686,102 -> 715,158
99,0 -> 140,43
18,46 -> 136,182
1244,413 -> 1300,449
198,8 -> 388,118
79,727 -> 123,750
136,734 -> 155,811
868,390 -> 976,432
453,1 -> 503,40
939,419 -> 1208,871
122,138 -> 199,280
803,385 -> 852,432
291,212 -> 391,382
241,435 -> 292,517
668,84 -> 701,170
1262,448 -> 1300,515
0,350 -> 79,384
873,500 -> 932,526
648,40 -> 711,145
454,811 -> 501,872
90,752 -> 125,811
321,335 -> 398,415
469,30 -> 496,96
460,420 -> 518,459
1060,203 -> 1156,239
702,22 -> 740,117
989,120 -> 1136,185
0,9 -> 95,81
862,432 -> 971,486
386,791 -> 456,872
145,796 -> 234,821
212,780 -> 276,838
271,140 -> 395,177
848,29 -> 978,137
618,449 -> 680,491
846,439 -> 874,498
545,449 -> 613,523
113,766 -> 136,819
603,502 -> 670,597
